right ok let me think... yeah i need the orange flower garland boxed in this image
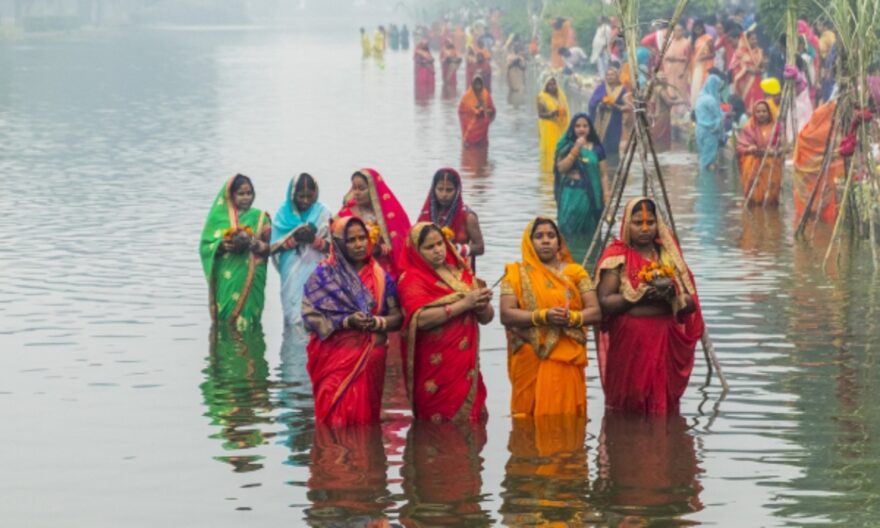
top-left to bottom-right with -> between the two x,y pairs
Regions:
222,225 -> 254,239
637,261 -> 676,284
602,95 -> 616,105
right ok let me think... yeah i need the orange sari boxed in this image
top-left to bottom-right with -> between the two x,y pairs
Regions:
689,34 -> 715,106
458,82 -> 496,147
731,35 -> 765,110
737,100 -> 784,205
793,101 -> 843,223
398,223 -> 487,423
501,218 -> 593,417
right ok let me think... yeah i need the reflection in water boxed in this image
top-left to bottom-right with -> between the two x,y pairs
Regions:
306,423 -> 391,527
739,207 -> 785,256
399,421 -> 490,526
500,415 -> 595,525
594,414 -> 703,526
278,326 -> 315,465
460,145 -> 492,179
201,325 -> 273,473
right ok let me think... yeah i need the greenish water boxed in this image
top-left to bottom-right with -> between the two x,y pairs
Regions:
1,25 -> 879,527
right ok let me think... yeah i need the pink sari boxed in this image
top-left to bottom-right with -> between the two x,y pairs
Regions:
339,168 -> 412,279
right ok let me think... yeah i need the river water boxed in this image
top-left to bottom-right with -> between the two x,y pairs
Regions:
2,24 -> 879,527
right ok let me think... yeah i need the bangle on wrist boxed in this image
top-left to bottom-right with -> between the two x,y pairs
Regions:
530,310 -> 541,326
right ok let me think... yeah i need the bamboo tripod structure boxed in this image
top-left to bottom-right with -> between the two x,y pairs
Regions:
581,0 -> 728,393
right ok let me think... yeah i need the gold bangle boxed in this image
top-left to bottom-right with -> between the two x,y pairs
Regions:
530,310 -> 540,326
540,309 -> 549,325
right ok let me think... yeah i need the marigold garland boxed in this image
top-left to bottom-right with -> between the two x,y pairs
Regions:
637,261 -> 675,284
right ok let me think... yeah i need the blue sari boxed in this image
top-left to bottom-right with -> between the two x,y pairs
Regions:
588,82 -> 627,160
554,113 -> 606,263
694,74 -> 725,170
270,174 -> 332,327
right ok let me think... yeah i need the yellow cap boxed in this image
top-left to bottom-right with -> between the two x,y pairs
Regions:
760,77 -> 781,95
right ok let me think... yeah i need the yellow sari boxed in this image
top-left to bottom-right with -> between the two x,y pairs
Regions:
501,218 -> 593,417
537,79 -> 570,170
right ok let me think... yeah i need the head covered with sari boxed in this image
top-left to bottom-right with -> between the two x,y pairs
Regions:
398,222 -> 478,403
270,173 -> 330,259
302,216 -> 380,340
553,112 -> 605,198
503,217 -> 587,359
418,168 -> 469,232
598,197 -> 697,309
740,99 -> 781,146
343,168 -> 411,274
199,174 -> 271,326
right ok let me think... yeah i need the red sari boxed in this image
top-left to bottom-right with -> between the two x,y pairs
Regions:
339,168 -> 412,279
303,217 -> 397,427
730,35 -> 765,110
398,222 -> 487,423
458,82 -> 496,147
417,168 -> 474,264
414,42 -> 436,97
597,197 -> 704,415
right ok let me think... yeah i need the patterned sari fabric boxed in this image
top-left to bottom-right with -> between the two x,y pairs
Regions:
339,168 -> 411,279
302,216 -> 398,427
501,218 -> 593,417
458,78 -> 496,147
737,100 -> 784,205
199,176 -> 272,331
270,174 -> 332,326
793,101 -> 843,223
588,81 -> 627,159
596,197 -> 704,415
553,113 -> 607,263
398,222 -> 487,423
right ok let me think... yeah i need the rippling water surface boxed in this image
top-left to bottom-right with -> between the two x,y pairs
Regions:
2,24 -> 880,527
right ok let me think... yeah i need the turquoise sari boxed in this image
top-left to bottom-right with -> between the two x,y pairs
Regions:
270,174 -> 331,328
554,113 -> 606,263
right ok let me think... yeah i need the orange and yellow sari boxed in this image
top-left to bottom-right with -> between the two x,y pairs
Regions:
501,218 -> 593,417
737,100 -> 784,205
458,81 -> 496,147
793,101 -> 843,223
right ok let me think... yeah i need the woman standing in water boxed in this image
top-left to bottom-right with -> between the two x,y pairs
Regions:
302,216 -> 403,427
417,168 -> 485,268
588,63 -> 631,161
688,19 -> 715,107
458,75 -> 496,147
440,38 -> 462,91
737,100 -> 784,206
338,169 -> 411,280
465,39 -> 492,91
199,174 -> 272,331
553,113 -> 610,263
537,75 -> 570,168
499,218 -> 602,417
414,40 -> 436,95
270,173 -> 331,327
695,73 -> 725,171
596,197 -> 703,415
398,223 -> 494,423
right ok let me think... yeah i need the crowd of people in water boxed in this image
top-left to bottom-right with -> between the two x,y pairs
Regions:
383,7 -> 863,231
200,167 -> 703,427
199,7 -> 868,430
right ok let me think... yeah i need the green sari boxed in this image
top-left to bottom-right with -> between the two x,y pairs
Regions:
556,146 -> 604,263
200,177 -> 271,331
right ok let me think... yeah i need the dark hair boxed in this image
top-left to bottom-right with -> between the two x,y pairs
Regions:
631,199 -> 657,217
571,114 -> 604,153
729,95 -> 747,121
294,173 -> 317,194
230,173 -> 253,195
554,17 -> 565,30
432,168 -> 461,191
530,217 -> 561,240
558,47 -> 570,57
351,171 -> 369,185
417,224 -> 444,247
690,19 -> 706,47
341,217 -> 368,247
